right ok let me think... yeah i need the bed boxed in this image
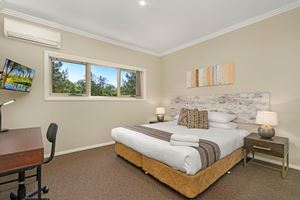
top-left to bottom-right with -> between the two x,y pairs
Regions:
111,121 -> 249,198
111,92 -> 269,198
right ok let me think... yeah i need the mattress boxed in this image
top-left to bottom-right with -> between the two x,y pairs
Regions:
111,121 -> 249,175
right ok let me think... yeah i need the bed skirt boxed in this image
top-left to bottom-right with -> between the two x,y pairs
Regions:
115,143 -> 244,198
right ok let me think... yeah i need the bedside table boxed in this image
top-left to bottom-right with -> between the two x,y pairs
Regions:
149,120 -> 169,124
244,133 -> 289,178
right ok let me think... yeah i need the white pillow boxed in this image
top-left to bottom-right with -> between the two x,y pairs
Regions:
174,114 -> 180,120
208,111 -> 236,123
209,122 -> 239,129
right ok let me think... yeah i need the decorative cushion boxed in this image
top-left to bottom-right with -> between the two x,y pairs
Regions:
187,109 -> 197,128
177,108 -> 189,126
188,109 -> 209,129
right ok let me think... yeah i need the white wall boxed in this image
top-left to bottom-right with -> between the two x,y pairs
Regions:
1,8 -> 300,168
161,8 -> 300,167
0,15 -> 161,154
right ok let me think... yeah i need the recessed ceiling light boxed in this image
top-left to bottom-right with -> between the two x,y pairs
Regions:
139,0 -> 147,7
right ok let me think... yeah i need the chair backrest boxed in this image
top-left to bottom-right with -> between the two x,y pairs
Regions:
44,123 -> 58,164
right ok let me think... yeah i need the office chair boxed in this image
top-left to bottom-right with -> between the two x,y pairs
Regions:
10,123 -> 58,200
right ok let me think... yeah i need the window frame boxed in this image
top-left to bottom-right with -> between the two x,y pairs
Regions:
44,51 -> 146,101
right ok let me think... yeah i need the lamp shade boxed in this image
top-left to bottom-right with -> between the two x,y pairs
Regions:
156,107 -> 166,115
256,111 -> 278,126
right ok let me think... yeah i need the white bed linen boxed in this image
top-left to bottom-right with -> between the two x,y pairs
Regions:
111,121 -> 249,175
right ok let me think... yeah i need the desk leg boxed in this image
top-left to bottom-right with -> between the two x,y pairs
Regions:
37,166 -> 42,200
17,171 -> 26,200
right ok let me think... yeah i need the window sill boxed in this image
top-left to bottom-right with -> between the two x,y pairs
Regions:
44,96 -> 146,101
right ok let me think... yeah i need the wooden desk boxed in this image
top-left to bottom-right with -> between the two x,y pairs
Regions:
0,127 -> 44,200
0,127 -> 44,175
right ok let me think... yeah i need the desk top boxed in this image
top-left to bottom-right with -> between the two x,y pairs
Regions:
0,127 -> 43,156
0,127 -> 44,175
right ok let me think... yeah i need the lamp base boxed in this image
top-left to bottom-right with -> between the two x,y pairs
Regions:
157,115 -> 164,122
0,129 -> 9,133
258,125 -> 275,139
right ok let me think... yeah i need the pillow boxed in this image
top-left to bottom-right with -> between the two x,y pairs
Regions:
208,111 -> 236,123
209,122 -> 239,129
177,108 -> 189,126
174,114 -> 179,120
187,109 -> 209,129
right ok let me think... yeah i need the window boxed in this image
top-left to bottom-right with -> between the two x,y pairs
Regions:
91,65 -> 117,97
51,60 -> 87,95
121,69 -> 138,97
45,51 -> 145,100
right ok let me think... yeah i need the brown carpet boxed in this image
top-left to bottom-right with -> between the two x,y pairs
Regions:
1,145 -> 300,200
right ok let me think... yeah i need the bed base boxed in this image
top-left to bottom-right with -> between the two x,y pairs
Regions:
115,143 -> 244,198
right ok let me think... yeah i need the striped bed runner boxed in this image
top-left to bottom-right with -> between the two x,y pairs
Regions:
124,125 -> 221,169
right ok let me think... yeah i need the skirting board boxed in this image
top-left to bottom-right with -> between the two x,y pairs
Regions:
247,154 -> 300,171
46,141 -> 300,171
45,141 -> 115,158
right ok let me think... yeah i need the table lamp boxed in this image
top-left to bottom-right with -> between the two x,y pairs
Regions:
0,99 -> 15,133
256,111 -> 278,139
156,107 -> 166,122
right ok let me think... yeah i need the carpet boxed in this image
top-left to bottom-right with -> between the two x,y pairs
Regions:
0,145 -> 299,200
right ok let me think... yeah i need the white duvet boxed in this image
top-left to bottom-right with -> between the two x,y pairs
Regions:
111,121 -> 249,175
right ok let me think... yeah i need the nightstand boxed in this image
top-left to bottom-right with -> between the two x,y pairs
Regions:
244,133 -> 289,178
149,120 -> 169,124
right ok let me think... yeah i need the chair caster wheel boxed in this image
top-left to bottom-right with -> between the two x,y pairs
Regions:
10,192 -> 17,200
42,186 -> 49,193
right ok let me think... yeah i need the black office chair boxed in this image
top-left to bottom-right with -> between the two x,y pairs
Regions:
10,123 -> 58,200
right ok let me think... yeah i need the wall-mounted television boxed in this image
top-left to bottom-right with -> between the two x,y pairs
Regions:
0,59 -> 35,93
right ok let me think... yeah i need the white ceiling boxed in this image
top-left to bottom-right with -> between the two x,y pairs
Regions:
1,0 -> 299,55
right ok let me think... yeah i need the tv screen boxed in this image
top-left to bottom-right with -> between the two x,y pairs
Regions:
0,59 -> 35,92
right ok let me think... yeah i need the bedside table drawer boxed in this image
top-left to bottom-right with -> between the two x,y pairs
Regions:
244,139 -> 285,157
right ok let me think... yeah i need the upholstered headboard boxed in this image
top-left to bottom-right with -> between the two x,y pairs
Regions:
170,92 -> 270,124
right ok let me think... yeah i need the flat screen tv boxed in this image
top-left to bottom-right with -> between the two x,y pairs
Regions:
0,59 -> 35,92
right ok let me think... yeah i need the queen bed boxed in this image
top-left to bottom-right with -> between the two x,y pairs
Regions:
112,121 -> 248,175
112,121 -> 248,198
111,93 -> 270,198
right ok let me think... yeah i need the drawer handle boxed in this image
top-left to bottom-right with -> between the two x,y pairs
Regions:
253,145 -> 271,151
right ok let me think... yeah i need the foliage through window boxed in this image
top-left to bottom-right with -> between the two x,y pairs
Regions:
91,65 -> 117,96
121,70 -> 137,96
52,60 -> 86,94
49,56 -> 144,99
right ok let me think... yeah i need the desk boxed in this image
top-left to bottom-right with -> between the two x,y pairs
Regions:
0,127 -> 44,199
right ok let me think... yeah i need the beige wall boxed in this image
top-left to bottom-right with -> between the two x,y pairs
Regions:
161,8 -> 300,167
0,15 -> 161,154
1,8 -> 300,168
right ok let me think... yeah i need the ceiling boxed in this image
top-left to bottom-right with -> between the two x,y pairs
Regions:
1,0 -> 299,55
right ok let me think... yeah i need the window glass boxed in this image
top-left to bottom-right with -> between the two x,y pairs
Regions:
52,60 -> 86,94
120,70 -> 137,96
91,65 -> 117,96
47,54 -> 144,100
